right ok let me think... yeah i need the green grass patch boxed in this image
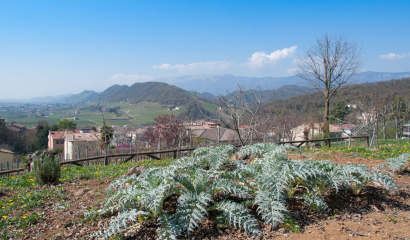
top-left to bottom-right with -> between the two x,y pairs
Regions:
200,101 -> 219,113
0,158 -> 174,236
303,139 -> 410,160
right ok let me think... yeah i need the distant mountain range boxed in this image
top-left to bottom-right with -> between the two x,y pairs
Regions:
1,71 -> 409,103
0,94 -> 74,103
159,71 -> 410,95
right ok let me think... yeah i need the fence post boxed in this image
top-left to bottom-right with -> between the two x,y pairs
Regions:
327,139 -> 331,148
7,161 -> 9,177
16,160 -> 19,175
216,126 -> 220,146
77,146 -> 80,159
158,136 -> 161,159
173,150 -> 177,159
136,140 -> 139,163
0,163 -> 2,171
366,136 -> 370,148
178,141 -> 181,158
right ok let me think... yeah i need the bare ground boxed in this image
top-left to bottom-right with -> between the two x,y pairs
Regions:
3,153 -> 410,239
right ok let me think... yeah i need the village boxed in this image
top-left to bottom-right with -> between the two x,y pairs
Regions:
1,1 -> 410,239
1,117 -> 397,166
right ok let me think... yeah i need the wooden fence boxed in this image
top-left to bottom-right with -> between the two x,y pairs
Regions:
0,135 -> 369,176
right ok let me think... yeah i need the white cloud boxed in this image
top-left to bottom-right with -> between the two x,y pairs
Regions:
153,61 -> 232,72
110,73 -> 154,82
379,52 -> 409,60
287,68 -> 297,74
245,46 -> 297,70
153,63 -> 172,70
153,46 -> 297,72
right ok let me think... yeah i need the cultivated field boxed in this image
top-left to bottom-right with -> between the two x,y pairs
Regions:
0,101 -> 184,127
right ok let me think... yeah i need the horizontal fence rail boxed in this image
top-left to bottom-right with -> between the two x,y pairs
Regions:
277,135 -> 369,148
0,135 -> 369,176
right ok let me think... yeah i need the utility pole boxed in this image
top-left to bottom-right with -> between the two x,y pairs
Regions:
101,108 -> 109,166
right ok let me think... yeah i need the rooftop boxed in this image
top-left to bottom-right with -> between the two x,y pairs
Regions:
50,130 -> 95,139
66,133 -> 101,142
0,149 -> 13,154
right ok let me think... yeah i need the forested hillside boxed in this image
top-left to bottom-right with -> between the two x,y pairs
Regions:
92,82 -> 196,106
60,90 -> 99,103
267,77 -> 410,115
91,82 -> 216,120
263,85 -> 317,102
197,85 -> 316,102
92,84 -> 130,102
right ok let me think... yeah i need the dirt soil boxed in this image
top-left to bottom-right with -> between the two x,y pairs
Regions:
5,153 -> 410,239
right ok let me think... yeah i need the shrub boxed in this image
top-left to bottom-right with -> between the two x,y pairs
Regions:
33,155 -> 61,185
53,148 -> 64,154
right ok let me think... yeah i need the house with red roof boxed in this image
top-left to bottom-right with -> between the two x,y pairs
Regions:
48,129 -> 95,151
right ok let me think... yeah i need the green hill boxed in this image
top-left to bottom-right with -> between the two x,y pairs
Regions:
92,85 -> 129,102
60,90 -> 99,103
92,82 -> 195,105
92,82 -> 216,120
265,85 -> 316,101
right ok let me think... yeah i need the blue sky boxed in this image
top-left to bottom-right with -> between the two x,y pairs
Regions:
0,0 -> 409,98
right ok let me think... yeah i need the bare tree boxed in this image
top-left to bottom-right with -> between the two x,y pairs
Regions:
357,91 -> 390,148
276,113 -> 304,141
296,33 -> 362,133
215,84 -> 273,146
390,96 -> 410,139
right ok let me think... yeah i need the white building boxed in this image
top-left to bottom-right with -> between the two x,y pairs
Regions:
64,132 -> 101,160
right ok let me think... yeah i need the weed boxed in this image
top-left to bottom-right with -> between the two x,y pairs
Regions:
385,215 -> 397,223
280,214 -> 301,233
302,140 -> 410,160
14,232 -> 24,237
